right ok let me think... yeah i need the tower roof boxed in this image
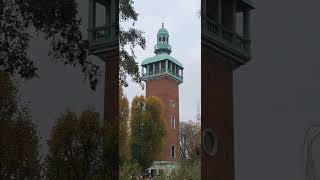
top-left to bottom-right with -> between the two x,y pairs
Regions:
158,23 -> 169,36
141,53 -> 184,68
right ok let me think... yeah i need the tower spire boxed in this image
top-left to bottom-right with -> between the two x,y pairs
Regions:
162,16 -> 165,28
196,101 -> 201,122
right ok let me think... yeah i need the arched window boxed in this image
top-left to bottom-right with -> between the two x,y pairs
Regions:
159,37 -> 161,42
162,36 -> 165,42
171,116 -> 175,129
171,145 -> 175,158
170,100 -> 175,108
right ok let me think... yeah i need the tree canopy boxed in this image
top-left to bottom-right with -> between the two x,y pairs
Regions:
45,88 -> 133,178
166,120 -> 201,180
180,120 -> 201,162
0,71 -> 41,179
129,96 -> 166,169
119,86 -> 130,166
45,108 -> 104,179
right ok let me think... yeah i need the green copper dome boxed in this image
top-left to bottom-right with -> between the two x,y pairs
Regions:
158,25 -> 169,36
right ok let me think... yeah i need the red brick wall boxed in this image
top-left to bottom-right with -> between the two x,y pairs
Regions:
146,76 -> 180,162
202,45 -> 235,180
103,55 -> 120,179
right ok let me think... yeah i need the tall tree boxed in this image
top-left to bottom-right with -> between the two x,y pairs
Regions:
166,120 -> 201,180
0,71 -> 41,179
45,108 -> 104,179
46,88 -> 135,179
119,86 -> 130,166
0,0 -> 145,89
0,71 -> 17,118
179,120 -> 201,162
129,96 -> 166,170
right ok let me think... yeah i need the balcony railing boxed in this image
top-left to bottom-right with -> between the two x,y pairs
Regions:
142,68 -> 183,82
202,18 -> 251,58
154,44 -> 172,52
88,24 -> 118,44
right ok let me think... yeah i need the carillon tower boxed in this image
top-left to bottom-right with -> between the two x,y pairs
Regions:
141,23 -> 184,175
201,0 -> 255,180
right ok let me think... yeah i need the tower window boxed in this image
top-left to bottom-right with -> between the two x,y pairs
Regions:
171,100 -> 175,108
171,116 -> 176,129
162,36 -> 165,42
159,37 -> 161,42
203,128 -> 218,156
161,61 -> 165,69
171,145 -> 175,158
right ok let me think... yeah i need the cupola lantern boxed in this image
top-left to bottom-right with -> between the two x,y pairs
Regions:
154,23 -> 172,55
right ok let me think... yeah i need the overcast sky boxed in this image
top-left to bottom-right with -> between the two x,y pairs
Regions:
17,0 -> 320,179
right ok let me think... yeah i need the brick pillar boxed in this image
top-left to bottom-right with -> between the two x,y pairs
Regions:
103,52 -> 119,179
201,45 -> 235,180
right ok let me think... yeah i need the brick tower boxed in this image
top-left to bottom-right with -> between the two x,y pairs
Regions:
141,23 -> 184,176
201,0 -> 255,180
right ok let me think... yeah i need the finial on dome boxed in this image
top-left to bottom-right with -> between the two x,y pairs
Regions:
162,22 -> 164,28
